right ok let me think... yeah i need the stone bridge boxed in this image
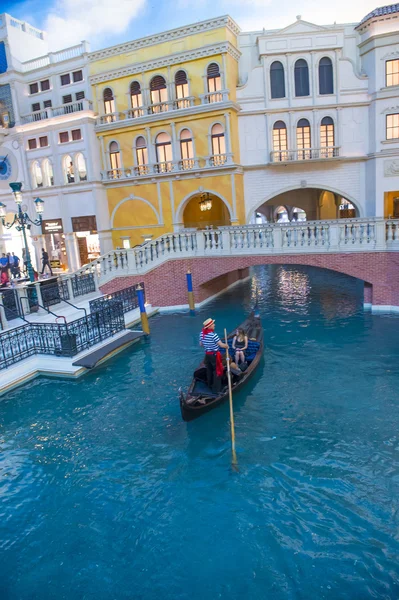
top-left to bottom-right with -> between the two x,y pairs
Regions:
74,219 -> 399,312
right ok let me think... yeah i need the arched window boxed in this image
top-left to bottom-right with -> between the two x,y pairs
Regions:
150,76 -> 168,113
296,118 -> 311,160
320,116 -> 335,158
175,70 -> 190,109
319,57 -> 333,95
63,154 -> 74,184
270,61 -> 285,99
180,129 -> 194,170
32,161 -> 43,188
155,132 -> 172,172
211,123 -> 226,165
42,159 -> 54,187
207,63 -> 222,102
130,81 -> 143,117
135,136 -> 149,175
103,88 -> 115,123
272,121 -> 288,162
294,59 -> 309,97
109,141 -> 121,179
75,153 -> 87,182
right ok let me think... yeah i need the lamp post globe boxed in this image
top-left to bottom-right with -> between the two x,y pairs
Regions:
0,183 -> 45,284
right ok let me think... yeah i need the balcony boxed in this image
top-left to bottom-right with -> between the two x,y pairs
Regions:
20,99 -> 93,125
95,92 -> 230,128
101,154 -> 233,181
270,147 -> 340,163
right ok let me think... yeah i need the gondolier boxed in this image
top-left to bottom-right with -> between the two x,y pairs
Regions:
199,318 -> 229,394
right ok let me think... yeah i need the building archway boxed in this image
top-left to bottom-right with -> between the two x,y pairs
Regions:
181,191 -> 232,229
248,185 -> 361,223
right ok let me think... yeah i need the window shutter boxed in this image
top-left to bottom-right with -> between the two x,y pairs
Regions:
175,70 -> 187,85
150,76 -> 166,91
207,63 -> 220,77
130,81 -> 141,94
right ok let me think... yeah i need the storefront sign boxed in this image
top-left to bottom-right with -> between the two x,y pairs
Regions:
72,215 -> 97,233
50,259 -> 61,268
42,219 -> 63,234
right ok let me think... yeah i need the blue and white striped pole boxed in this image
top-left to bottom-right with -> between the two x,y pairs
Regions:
186,269 -> 195,315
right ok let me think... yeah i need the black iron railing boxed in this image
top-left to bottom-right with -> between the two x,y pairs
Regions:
41,279 -> 70,308
89,283 -> 145,314
0,300 -> 125,370
71,273 -> 96,298
1,288 -> 22,321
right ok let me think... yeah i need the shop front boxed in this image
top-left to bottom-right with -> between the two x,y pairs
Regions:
41,219 -> 68,272
71,216 -> 101,267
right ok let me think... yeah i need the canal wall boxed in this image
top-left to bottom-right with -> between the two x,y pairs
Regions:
100,252 -> 399,312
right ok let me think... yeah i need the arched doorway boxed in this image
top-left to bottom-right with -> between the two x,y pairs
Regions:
250,187 -> 359,223
182,192 -> 231,229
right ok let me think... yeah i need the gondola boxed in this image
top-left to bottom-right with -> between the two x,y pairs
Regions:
179,313 -> 264,421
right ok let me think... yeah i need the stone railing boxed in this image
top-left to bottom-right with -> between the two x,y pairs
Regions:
270,147 -> 340,163
68,219 -> 399,287
20,42 -> 88,72
21,99 -> 93,124
101,155 -> 232,181
95,93 -> 228,127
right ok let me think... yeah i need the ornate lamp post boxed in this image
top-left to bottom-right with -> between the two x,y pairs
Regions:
0,182 -> 44,283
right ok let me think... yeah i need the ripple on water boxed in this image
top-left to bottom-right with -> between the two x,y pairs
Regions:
0,265 -> 399,599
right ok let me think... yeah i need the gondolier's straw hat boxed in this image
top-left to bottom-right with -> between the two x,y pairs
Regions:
203,318 -> 215,328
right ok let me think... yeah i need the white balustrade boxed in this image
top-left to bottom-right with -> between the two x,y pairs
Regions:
61,219 -> 399,288
21,99 -> 92,124
21,42 -> 86,72
200,90 -> 229,104
270,147 -> 340,163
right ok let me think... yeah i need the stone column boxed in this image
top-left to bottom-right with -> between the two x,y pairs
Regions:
64,232 -> 80,272
224,112 -> 232,155
170,122 -> 178,163
98,230 -> 113,255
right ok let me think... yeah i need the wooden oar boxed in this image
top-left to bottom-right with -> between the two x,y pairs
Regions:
224,328 -> 238,469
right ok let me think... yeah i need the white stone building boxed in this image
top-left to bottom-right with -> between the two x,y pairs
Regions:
237,6 -> 399,223
0,13 -> 111,274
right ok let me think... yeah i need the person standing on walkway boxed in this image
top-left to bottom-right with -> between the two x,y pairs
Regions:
11,252 -> 20,278
41,248 -> 53,276
199,318 -> 229,394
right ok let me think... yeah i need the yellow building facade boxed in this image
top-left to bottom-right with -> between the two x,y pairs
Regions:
88,16 -> 244,248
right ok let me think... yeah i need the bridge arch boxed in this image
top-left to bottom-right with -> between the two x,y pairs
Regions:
247,184 -> 362,223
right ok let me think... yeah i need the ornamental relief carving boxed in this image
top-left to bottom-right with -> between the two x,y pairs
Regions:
88,16 -> 239,62
89,42 -> 240,84
384,159 -> 399,176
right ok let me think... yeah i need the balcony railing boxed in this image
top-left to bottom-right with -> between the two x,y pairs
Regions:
21,99 -> 93,125
100,156 -> 230,181
270,147 -> 340,163
95,94 -> 225,127
200,90 -> 229,104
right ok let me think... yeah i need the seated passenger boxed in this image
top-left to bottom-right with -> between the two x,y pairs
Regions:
232,327 -> 248,365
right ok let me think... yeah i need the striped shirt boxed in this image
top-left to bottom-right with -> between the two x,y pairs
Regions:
199,331 -> 220,352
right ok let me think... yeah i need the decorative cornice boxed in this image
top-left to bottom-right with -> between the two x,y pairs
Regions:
88,16 -> 240,63
89,42 -> 241,85
382,105 -> 399,114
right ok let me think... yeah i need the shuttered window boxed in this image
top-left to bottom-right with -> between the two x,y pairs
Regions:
319,57 -> 333,95
270,62 -> 285,99
294,59 -> 309,97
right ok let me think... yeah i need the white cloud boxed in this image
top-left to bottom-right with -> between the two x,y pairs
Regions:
45,0 -> 146,50
223,0 -> 378,31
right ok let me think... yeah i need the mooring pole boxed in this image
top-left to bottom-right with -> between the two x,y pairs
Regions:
186,269 -> 195,315
136,284 -> 150,335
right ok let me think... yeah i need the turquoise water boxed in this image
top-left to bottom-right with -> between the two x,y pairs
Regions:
1,265 -> 399,599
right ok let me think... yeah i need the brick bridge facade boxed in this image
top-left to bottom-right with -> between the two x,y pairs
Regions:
100,252 -> 399,311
